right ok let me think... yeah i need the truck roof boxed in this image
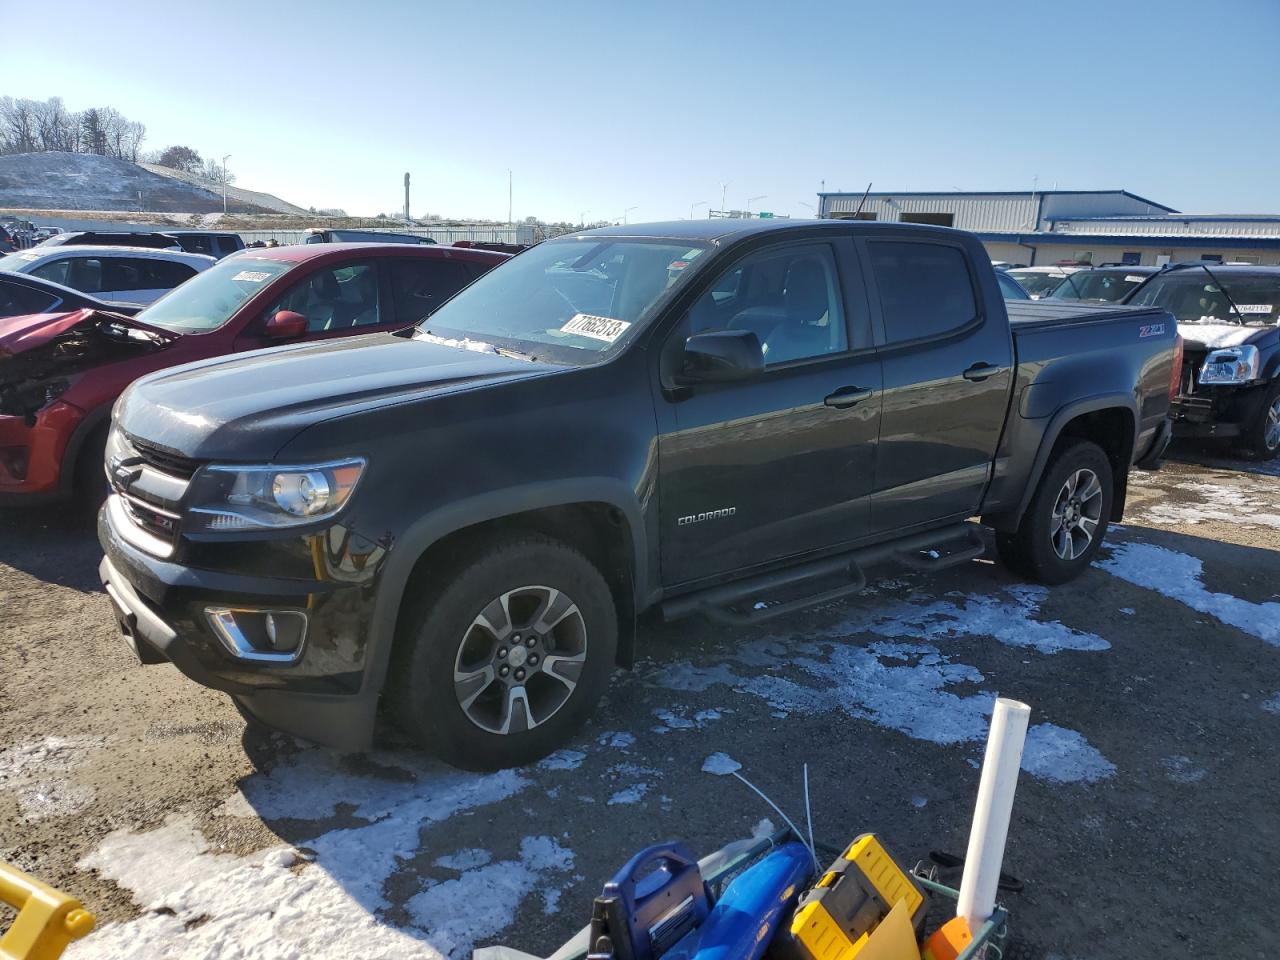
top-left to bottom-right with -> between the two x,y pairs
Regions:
577,218 -> 961,244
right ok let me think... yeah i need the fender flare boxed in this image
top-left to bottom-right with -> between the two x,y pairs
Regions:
57,403 -> 113,498
361,478 -> 648,697
1012,393 -> 1139,523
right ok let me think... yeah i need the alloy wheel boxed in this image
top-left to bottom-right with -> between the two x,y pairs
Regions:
452,585 -> 587,735
1049,468 -> 1103,561
1265,397 -> 1280,451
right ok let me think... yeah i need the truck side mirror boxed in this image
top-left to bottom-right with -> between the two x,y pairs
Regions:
264,309 -> 307,339
681,329 -> 764,383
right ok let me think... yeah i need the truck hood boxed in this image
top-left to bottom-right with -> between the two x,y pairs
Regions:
1177,322 -> 1273,350
117,331 -> 559,460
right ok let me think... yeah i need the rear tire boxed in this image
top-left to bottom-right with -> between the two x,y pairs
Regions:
1237,381 -> 1280,461
996,439 -> 1113,585
390,533 -> 617,771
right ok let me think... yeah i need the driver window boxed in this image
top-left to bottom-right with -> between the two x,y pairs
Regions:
687,244 -> 847,366
267,262 -> 381,332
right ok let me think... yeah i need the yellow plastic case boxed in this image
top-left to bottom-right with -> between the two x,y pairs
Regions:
774,834 -> 927,960
0,860 -> 95,960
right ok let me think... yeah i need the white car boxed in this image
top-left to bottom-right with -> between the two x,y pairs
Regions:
0,245 -> 215,305
1005,265 -> 1086,300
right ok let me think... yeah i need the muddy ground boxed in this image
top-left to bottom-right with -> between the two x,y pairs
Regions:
1,446 -> 1277,959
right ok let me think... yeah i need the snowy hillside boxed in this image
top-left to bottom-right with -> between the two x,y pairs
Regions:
139,162 -> 307,215
0,152 -> 294,213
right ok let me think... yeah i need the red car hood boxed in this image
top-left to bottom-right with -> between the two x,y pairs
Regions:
0,308 -> 173,359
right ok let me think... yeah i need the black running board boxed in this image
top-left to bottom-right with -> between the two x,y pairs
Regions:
661,523 -> 986,626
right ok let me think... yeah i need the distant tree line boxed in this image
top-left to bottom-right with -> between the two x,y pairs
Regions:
0,95 -> 146,160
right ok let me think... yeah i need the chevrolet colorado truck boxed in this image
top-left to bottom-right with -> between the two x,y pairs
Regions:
98,220 -> 1177,770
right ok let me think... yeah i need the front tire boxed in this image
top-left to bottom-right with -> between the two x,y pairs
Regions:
390,534 -> 617,771
1238,381 -> 1280,461
996,439 -> 1113,585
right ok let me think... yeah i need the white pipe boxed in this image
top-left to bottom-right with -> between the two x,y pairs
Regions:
956,697 -> 1031,933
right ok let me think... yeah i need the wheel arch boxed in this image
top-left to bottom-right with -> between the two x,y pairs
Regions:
1013,395 -> 1138,526
364,480 -> 647,700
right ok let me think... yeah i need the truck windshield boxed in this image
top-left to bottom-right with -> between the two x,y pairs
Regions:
1050,270 -> 1148,302
136,257 -> 292,332
415,237 -> 710,362
1127,273 -> 1280,325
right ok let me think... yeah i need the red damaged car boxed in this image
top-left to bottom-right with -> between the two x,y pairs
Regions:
0,242 -> 508,504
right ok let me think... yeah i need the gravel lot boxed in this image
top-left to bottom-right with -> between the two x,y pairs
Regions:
2,447 -> 1278,959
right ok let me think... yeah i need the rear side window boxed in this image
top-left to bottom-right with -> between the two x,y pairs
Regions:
869,241 -> 977,343
32,257 -> 101,292
389,258 -> 474,324
180,235 -> 215,256
215,235 -> 242,256
104,258 -> 196,291
0,278 -> 59,317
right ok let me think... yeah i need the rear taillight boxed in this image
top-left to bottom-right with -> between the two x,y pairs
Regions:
1170,334 -> 1184,401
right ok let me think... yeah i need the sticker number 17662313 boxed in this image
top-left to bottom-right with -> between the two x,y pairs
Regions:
560,313 -> 631,343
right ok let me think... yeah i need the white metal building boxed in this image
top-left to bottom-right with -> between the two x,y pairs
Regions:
817,189 -> 1280,266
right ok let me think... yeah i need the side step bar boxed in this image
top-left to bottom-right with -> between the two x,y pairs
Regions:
661,523 -> 986,627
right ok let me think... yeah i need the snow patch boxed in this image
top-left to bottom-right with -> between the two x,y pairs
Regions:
1134,482 -> 1280,530
539,750 -> 587,771
598,731 -> 636,750
1262,693 -> 1280,714
1163,756 -> 1207,784
1101,542 -> 1280,646
1021,724 -> 1116,784
72,752 -> 530,958
701,753 -> 742,776
0,736 -> 107,822
607,784 -> 649,805
405,837 -> 574,957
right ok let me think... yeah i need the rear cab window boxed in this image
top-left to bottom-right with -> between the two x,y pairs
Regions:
868,241 -> 978,343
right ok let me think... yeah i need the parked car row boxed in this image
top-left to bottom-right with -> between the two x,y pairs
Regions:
0,242 -> 507,504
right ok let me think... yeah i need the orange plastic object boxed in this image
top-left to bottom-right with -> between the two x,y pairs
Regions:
0,860 -> 96,960
920,916 -> 973,960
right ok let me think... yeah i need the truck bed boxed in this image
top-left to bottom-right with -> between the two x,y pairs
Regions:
1006,299 -> 1168,330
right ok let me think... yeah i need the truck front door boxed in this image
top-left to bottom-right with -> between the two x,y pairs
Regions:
861,237 -> 1014,533
655,238 -> 882,586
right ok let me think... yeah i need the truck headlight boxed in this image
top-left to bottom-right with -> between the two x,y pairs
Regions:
1199,345 -> 1260,385
185,458 -> 366,532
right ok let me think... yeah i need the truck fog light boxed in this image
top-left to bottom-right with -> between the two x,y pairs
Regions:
205,607 -> 307,662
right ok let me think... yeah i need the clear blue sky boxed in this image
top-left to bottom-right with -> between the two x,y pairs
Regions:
7,0 -> 1279,222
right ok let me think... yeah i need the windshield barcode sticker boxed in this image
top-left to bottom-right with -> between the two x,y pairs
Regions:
1125,275 -> 1146,283
561,313 -> 631,343
231,270 -> 272,282
1236,304 -> 1273,314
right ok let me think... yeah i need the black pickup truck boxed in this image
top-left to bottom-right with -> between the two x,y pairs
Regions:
98,220 -> 1177,769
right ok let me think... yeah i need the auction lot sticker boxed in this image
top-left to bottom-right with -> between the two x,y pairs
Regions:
231,270 -> 273,283
561,313 -> 631,343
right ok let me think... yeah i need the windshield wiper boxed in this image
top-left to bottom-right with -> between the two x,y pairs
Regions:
1192,262 -> 1249,325
1055,270 -> 1088,300
495,346 -> 538,362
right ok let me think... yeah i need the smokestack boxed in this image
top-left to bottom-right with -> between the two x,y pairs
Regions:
404,172 -> 410,223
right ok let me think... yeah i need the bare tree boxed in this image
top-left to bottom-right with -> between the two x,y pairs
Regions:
156,145 -> 203,173
0,97 -> 40,154
34,97 -> 77,152
201,157 -> 235,186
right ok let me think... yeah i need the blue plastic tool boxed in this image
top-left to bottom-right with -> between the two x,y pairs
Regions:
587,842 -> 711,960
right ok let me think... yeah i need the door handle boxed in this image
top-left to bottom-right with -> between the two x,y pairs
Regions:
824,386 -> 875,409
962,362 -> 1001,382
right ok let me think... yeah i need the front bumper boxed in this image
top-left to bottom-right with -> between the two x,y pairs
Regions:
0,402 -> 86,503
1170,384 -> 1268,440
97,498 -> 385,750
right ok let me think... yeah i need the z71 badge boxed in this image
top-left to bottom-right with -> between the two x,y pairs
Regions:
1139,323 -> 1166,338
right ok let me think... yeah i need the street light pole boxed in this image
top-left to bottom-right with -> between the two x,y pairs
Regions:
624,206 -> 638,224
507,169 -> 513,227
579,211 -> 589,229
690,200 -> 708,220
746,194 -> 766,217
221,154 -> 231,214
719,181 -> 729,213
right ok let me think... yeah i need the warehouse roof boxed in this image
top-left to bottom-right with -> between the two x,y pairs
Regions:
815,188 -> 1177,212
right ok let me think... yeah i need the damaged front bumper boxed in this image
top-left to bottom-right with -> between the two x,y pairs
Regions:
1170,384 -> 1268,440
0,400 -> 87,503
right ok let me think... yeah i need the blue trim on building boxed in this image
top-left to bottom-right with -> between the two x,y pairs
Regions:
1056,214 -> 1280,224
976,232 -> 1280,249
816,189 -> 1177,212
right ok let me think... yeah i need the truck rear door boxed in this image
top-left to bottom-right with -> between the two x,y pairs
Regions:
655,235 -> 882,585
860,237 -> 1014,532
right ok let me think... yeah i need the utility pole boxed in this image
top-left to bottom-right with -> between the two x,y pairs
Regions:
719,181 -> 729,213
403,172 -> 410,223
507,169 -> 513,227
221,154 -> 231,214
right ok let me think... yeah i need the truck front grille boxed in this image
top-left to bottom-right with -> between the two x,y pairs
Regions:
108,429 -> 202,556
